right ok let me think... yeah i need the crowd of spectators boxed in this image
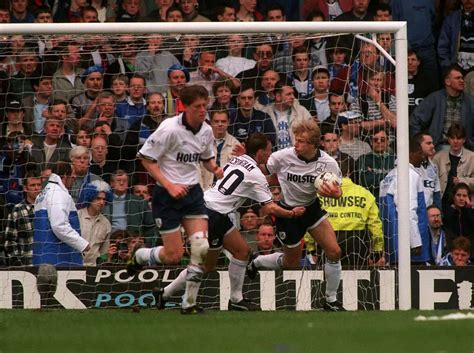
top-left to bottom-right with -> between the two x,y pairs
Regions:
0,0 -> 473,269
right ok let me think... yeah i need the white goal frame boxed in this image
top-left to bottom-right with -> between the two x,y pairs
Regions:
0,21 -> 410,310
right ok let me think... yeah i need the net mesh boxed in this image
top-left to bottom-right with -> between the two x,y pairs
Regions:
0,29 -> 401,310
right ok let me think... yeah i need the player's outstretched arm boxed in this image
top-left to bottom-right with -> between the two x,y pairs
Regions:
262,202 -> 306,219
202,159 -> 224,179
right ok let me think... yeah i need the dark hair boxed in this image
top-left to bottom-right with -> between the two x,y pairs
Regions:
450,236 -> 471,253
212,78 -> 234,96
34,6 -> 52,18
215,2 -> 235,17
452,182 -> 471,199
81,5 -> 98,18
48,98 -> 68,111
447,123 -> 466,139
442,64 -> 464,81
246,133 -> 269,158
292,46 -> 309,58
427,204 -> 441,212
412,131 -> 432,145
23,169 -> 41,185
52,161 -> 72,176
328,92 -> 347,103
306,9 -> 325,21
407,49 -> 418,59
129,73 -> 146,87
166,5 -> 183,18
265,4 -> 285,18
180,85 -> 208,105
375,3 -> 392,15
274,80 -> 294,94
409,138 -> 422,154
371,125 -> 388,136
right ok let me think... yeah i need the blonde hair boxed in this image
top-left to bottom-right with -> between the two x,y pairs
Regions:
69,145 -> 90,160
292,119 -> 320,147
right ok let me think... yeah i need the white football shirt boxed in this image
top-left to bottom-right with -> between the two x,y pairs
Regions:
205,154 -> 273,214
138,113 -> 215,185
267,147 -> 342,206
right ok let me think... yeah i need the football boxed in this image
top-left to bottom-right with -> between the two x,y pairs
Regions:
314,172 -> 341,192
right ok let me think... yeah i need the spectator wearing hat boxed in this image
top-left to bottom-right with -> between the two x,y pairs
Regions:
8,49 -> 39,99
337,110 -> 371,161
78,180 -> 113,266
163,64 -> 189,116
300,65 -> 330,122
239,205 -> 261,253
52,40 -> 85,104
136,34 -> 179,94
258,81 -> 311,150
1,98 -> 30,141
71,65 -> 104,129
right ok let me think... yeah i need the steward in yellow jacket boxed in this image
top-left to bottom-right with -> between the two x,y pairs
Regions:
318,177 -> 385,268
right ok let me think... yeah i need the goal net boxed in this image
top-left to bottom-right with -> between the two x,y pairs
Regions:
0,21 -> 411,310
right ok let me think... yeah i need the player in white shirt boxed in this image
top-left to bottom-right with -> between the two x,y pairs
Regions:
154,133 -> 305,311
127,85 -> 224,315
247,119 -> 346,311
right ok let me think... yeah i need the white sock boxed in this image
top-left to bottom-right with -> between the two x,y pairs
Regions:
254,252 -> 283,270
181,265 -> 203,309
324,261 -> 342,303
163,268 -> 187,300
135,246 -> 162,265
229,257 -> 247,303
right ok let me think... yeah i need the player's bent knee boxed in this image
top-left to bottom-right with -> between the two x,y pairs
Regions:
164,250 -> 184,265
233,244 -> 251,261
189,231 -> 209,265
326,245 -> 341,262
282,257 -> 300,270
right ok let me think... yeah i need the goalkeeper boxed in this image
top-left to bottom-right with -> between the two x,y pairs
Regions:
318,159 -> 385,268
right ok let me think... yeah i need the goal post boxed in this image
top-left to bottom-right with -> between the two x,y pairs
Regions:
0,20 -> 411,310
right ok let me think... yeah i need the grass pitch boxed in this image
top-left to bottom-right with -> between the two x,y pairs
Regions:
1,309 -> 472,353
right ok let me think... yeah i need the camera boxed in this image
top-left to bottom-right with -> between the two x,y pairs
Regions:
118,242 -> 129,252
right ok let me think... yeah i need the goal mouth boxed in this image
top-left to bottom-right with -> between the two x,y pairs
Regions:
0,21 -> 413,310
